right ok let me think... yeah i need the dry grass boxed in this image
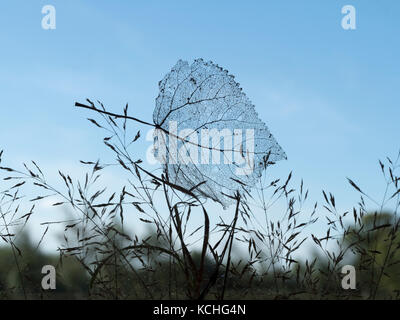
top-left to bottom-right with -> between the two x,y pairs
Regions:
0,101 -> 399,300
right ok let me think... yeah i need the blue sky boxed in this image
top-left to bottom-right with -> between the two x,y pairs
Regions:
0,1 -> 399,251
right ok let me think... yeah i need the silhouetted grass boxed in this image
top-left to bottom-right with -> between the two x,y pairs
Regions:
0,102 -> 399,300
